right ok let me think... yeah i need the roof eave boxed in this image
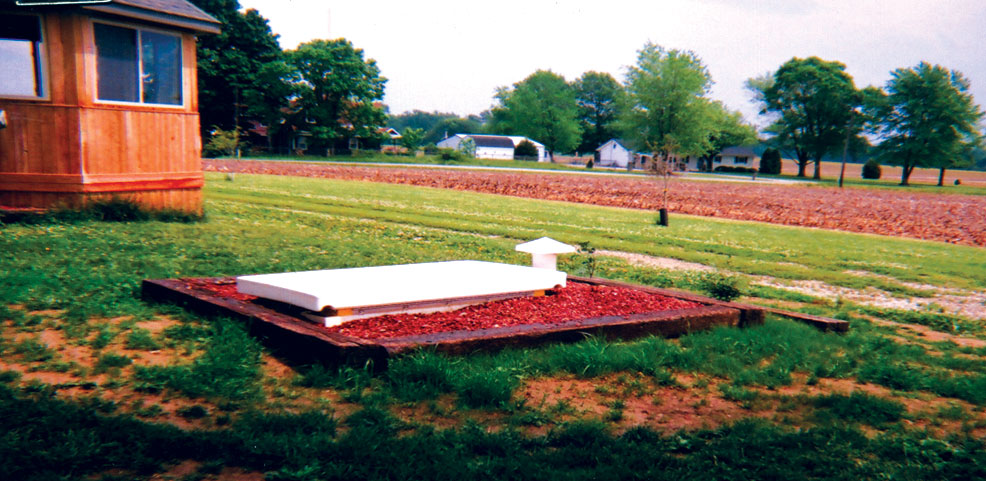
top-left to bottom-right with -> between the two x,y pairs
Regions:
83,3 -> 220,33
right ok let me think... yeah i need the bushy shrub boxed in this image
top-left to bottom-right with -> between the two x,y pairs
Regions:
759,148 -> 782,174
423,144 -> 439,155
698,273 -> 745,301
514,139 -> 539,160
438,148 -> 461,161
862,159 -> 882,179
202,127 -> 240,158
714,166 -> 758,174
457,137 -> 477,158
585,159 -> 594,169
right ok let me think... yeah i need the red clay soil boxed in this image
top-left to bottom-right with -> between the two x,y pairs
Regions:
205,159 -> 986,247
326,283 -> 701,340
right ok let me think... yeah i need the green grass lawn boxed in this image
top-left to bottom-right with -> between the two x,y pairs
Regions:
2,173 -> 986,480
206,173 -> 986,293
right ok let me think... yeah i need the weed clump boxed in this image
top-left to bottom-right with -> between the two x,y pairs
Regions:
94,353 -> 132,373
813,391 -> 905,427
697,273 -> 745,302
455,367 -> 517,408
386,350 -> 456,401
124,328 -> 161,351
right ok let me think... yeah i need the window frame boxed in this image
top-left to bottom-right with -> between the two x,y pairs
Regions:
91,19 -> 185,109
0,13 -> 49,101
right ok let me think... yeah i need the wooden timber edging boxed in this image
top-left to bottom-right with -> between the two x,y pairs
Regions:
753,306 -> 850,332
377,304 -> 741,356
141,276 -> 764,365
570,276 -> 849,333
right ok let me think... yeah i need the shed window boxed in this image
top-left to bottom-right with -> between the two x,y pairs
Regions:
0,15 -> 44,98
94,23 -> 182,105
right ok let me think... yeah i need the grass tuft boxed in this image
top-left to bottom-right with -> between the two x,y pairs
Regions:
813,391 -> 906,427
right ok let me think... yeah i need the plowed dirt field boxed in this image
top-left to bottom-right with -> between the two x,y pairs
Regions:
205,160 -> 986,247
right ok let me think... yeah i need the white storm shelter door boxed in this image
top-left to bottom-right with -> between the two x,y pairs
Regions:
236,260 -> 567,327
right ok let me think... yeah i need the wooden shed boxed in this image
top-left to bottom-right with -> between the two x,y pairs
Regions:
0,0 -> 220,213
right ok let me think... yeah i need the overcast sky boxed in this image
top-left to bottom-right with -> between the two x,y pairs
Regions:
237,0 -> 985,127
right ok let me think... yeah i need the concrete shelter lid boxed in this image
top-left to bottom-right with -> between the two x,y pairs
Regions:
515,237 -> 576,255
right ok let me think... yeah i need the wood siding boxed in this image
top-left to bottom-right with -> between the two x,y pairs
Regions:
0,11 -> 203,213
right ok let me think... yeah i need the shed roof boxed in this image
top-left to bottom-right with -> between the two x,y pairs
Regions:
466,135 -> 515,149
720,146 -> 757,157
9,0 -> 220,33
596,139 -> 630,151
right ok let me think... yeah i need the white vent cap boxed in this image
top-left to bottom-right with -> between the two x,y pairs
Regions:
515,237 -> 576,270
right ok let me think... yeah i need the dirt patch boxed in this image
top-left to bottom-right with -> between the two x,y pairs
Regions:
866,316 -> 986,348
519,373 -> 754,433
391,394 -> 468,431
262,355 -> 296,379
760,375 -> 986,438
136,317 -> 180,334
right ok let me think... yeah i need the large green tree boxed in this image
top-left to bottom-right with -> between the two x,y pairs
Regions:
189,1 -> 283,137
750,57 -> 860,179
620,43 -> 717,224
699,102 -> 759,171
490,70 -> 581,160
875,62 -> 984,185
287,39 -> 387,154
621,43 -> 717,162
241,59 -> 296,152
573,71 -> 625,154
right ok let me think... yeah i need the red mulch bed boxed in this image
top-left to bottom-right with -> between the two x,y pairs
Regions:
325,282 -> 701,340
180,278 -> 702,340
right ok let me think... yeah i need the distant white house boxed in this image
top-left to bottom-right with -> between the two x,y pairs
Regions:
598,139 -> 759,171
595,139 -> 653,169
596,139 -> 634,168
437,134 -> 549,161
672,147 -> 759,171
712,146 -> 759,170
379,127 -> 402,140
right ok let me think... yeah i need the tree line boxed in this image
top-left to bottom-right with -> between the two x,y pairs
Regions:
749,57 -> 984,185
388,47 -> 984,185
192,1 -> 984,184
191,0 -> 387,156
